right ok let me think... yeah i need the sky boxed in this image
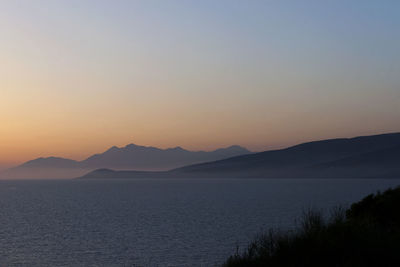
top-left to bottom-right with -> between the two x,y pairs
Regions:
1,0 -> 400,169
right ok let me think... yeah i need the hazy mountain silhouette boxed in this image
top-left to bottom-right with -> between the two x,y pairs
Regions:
79,133 -> 400,179
81,144 -> 250,170
20,157 -> 80,169
0,144 -> 250,179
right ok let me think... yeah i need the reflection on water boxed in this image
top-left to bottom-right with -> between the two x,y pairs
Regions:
0,178 -> 398,266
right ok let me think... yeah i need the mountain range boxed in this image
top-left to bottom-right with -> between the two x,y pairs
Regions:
80,133 -> 400,179
0,144 -> 250,179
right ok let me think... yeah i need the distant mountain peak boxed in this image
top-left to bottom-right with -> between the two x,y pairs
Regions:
166,146 -> 185,151
226,145 -> 248,150
19,156 -> 79,169
3,142 -> 252,179
213,145 -> 251,153
124,144 -> 141,149
106,146 -> 120,152
24,156 -> 75,163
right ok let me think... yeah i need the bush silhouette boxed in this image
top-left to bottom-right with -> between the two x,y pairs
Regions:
223,186 -> 400,267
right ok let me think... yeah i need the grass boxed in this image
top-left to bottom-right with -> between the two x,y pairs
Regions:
223,186 -> 400,267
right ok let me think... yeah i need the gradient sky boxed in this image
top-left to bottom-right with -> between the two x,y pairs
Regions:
1,0 -> 400,169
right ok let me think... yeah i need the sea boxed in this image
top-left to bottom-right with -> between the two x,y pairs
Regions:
0,178 -> 398,266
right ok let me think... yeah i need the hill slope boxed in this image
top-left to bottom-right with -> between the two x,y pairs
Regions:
80,133 -> 400,179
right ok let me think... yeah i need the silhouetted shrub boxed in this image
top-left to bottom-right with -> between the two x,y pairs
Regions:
223,186 -> 400,267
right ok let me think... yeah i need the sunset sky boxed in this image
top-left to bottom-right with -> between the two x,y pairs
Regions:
1,0 -> 399,169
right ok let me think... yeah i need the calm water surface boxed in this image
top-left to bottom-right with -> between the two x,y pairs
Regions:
0,178 -> 399,266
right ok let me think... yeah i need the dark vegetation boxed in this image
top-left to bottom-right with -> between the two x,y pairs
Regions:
223,186 -> 400,267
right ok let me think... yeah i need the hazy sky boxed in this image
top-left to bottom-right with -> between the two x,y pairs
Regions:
1,0 -> 399,168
